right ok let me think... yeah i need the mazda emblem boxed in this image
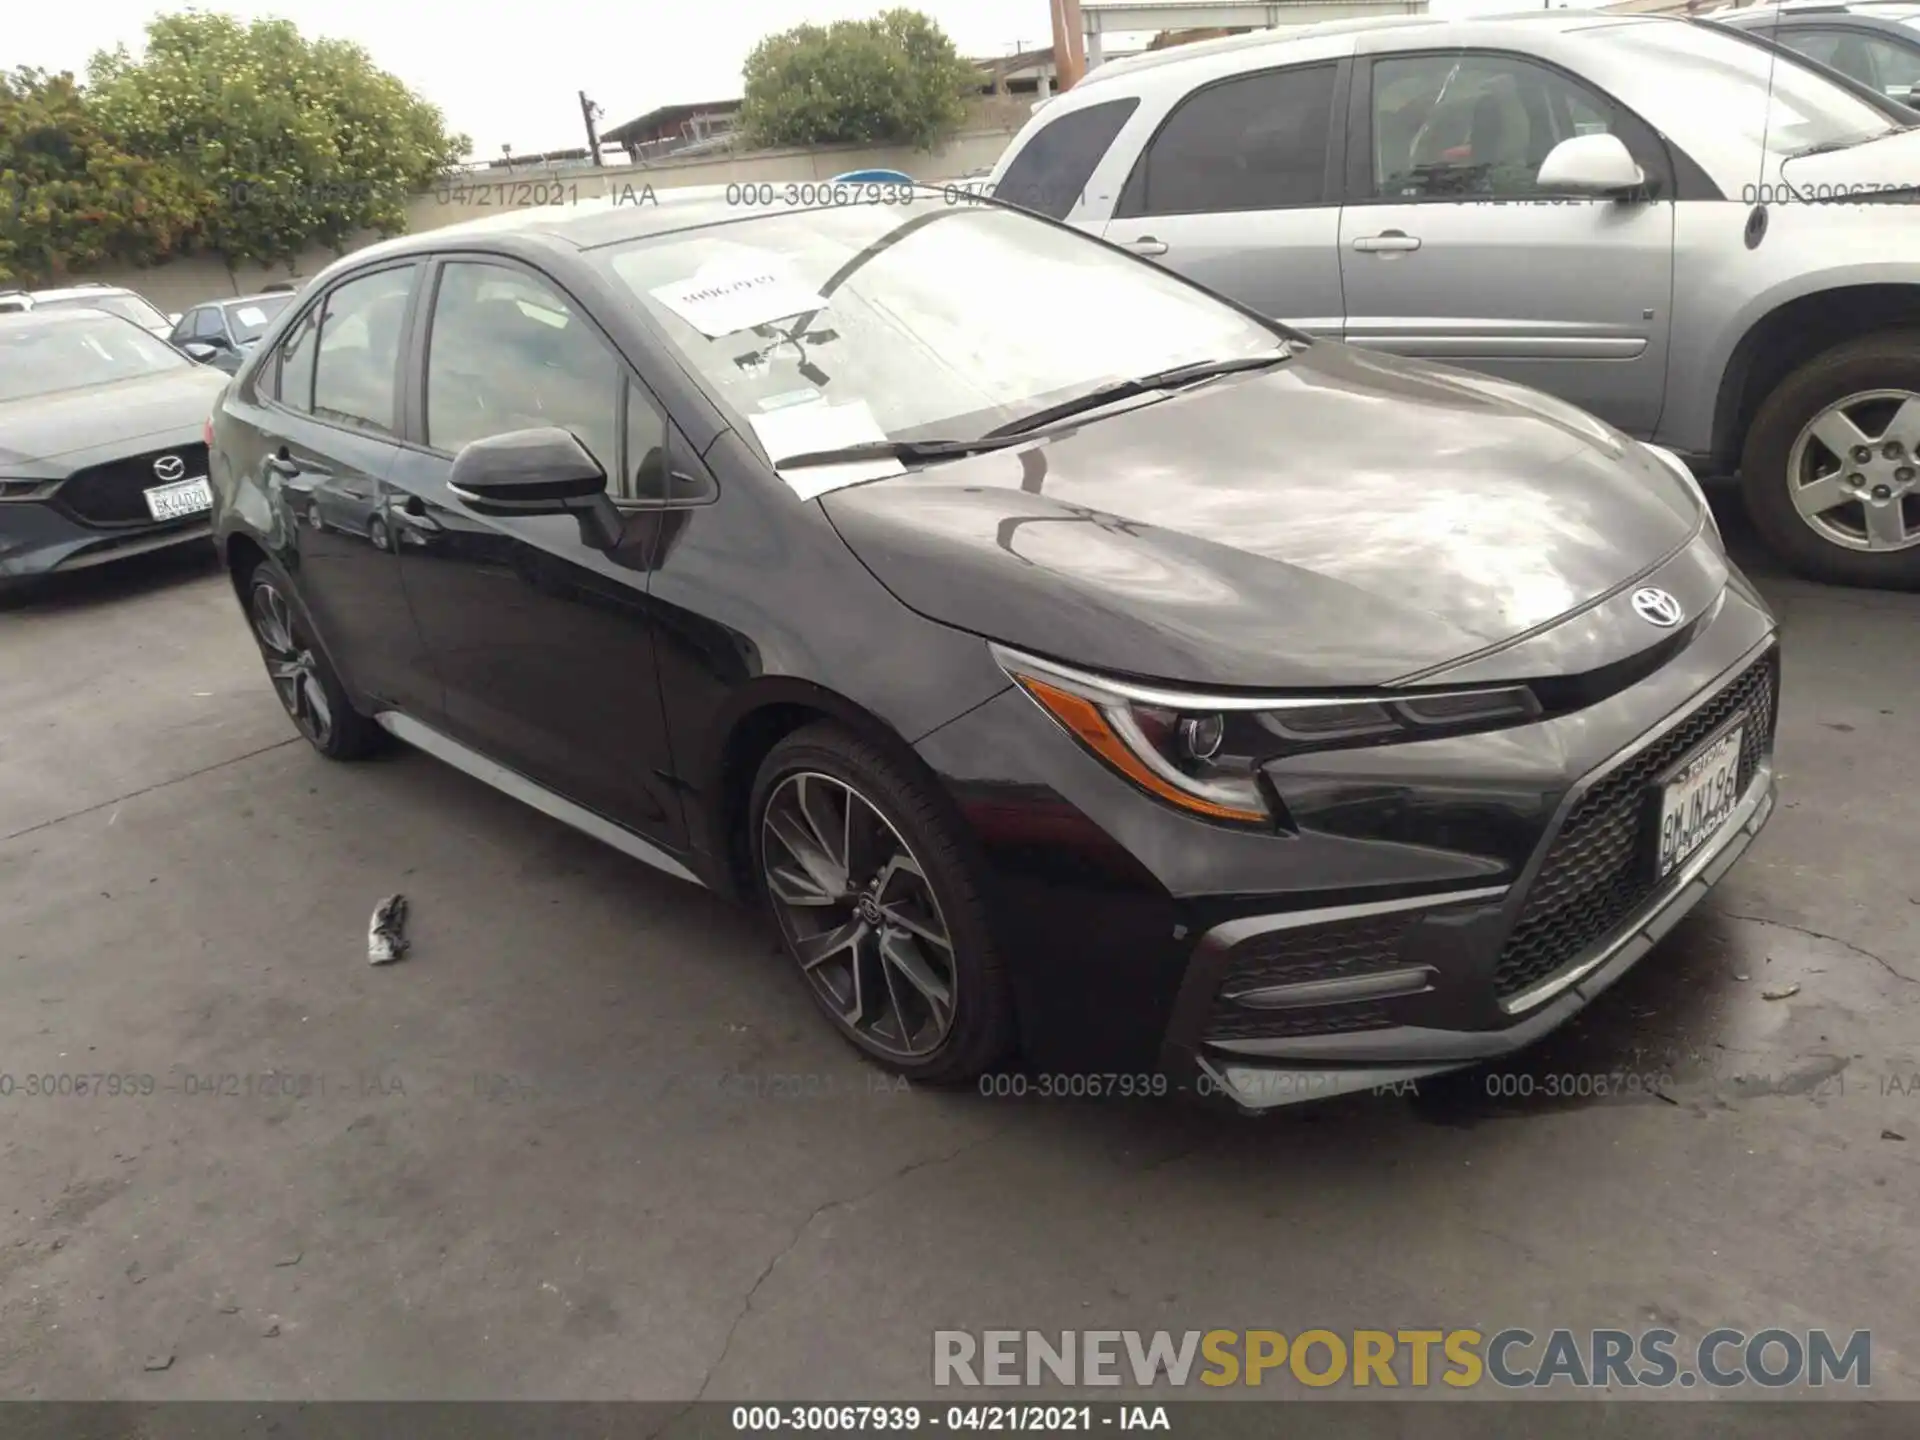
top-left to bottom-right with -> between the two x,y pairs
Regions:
1631,587 -> 1684,628
152,454 -> 186,483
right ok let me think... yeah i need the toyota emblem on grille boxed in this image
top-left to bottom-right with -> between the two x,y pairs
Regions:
152,454 -> 186,483
1631,587 -> 1684,628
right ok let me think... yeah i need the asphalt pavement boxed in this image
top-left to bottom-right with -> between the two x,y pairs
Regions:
1,502 -> 1916,1403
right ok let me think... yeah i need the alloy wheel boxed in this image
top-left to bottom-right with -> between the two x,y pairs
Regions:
760,771 -> 958,1060
250,580 -> 334,748
1786,389 -> 1920,553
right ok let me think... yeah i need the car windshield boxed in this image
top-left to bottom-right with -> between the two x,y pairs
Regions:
595,203 -> 1284,448
1601,20 -> 1898,155
38,292 -> 173,330
225,294 -> 292,343
0,315 -> 191,400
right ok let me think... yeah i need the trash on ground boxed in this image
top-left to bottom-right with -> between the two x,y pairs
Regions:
1883,1129 -> 1907,1142
1761,983 -> 1801,1001
143,1352 -> 173,1372
274,1250 -> 302,1268
368,895 -> 409,965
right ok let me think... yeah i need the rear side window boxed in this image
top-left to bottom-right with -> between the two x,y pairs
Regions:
1119,64 -> 1338,217
311,265 -> 418,436
275,307 -> 322,413
995,97 -> 1140,218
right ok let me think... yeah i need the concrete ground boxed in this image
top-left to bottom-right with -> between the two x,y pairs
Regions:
1,504 -> 1915,1405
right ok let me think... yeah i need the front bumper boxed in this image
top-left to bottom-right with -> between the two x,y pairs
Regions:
913,560 -> 1780,1106
0,499 -> 210,583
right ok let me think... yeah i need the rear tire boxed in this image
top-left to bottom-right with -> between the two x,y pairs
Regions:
749,722 -> 1015,1085
242,556 -> 384,760
1740,331 -> 1920,590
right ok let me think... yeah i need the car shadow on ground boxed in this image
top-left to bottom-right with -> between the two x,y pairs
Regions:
0,539 -> 225,615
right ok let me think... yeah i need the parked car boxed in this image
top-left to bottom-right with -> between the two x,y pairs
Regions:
0,282 -> 177,341
166,292 -> 297,374
207,190 -> 1778,1108
985,11 -> 1920,588
0,309 -> 228,592
1712,1 -> 1920,104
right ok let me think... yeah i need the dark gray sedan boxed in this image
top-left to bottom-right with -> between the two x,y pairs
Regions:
0,309 -> 229,592
167,293 -> 297,375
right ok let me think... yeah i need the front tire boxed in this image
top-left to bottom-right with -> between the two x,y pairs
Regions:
243,558 -> 383,760
1740,332 -> 1920,590
749,722 -> 1014,1085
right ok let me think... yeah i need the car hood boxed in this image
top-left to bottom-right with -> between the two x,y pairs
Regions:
1780,127 -> 1920,196
820,343 -> 1705,689
0,366 -> 228,476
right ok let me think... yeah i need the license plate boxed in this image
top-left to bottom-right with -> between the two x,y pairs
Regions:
1653,723 -> 1746,880
144,476 -> 213,521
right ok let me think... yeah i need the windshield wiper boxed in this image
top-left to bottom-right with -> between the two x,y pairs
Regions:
772,435 -> 1027,470
978,350 -> 1292,441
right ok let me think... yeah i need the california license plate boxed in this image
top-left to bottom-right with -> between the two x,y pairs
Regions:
144,476 -> 213,521
1654,723 -> 1745,880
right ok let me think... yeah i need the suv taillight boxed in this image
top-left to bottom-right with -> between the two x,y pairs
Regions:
204,417 -> 214,448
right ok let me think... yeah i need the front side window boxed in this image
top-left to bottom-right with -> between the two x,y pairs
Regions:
0,314 -> 191,401
1370,53 -> 1647,199
311,265 -> 417,435
995,98 -> 1140,218
190,308 -> 227,342
423,261 -> 621,474
1121,64 -> 1336,216
1784,28 -> 1920,97
597,203 -> 1283,450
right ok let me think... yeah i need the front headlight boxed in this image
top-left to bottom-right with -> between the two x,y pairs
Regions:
1642,443 -> 1722,550
992,645 -> 1541,828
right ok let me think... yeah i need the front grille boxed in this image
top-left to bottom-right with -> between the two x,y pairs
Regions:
1202,911 -> 1411,1043
56,443 -> 208,526
1492,650 -> 1779,1002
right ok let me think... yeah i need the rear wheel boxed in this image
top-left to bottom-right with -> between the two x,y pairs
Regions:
749,723 -> 1014,1084
244,558 -> 383,760
1740,332 -> 1920,590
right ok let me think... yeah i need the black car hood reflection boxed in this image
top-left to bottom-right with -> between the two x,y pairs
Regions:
820,343 -> 1704,689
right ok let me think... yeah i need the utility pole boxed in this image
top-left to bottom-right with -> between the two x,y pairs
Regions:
1049,0 -> 1087,91
579,91 -> 606,167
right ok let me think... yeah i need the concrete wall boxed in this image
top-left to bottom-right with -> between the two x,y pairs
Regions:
80,128 -> 1021,314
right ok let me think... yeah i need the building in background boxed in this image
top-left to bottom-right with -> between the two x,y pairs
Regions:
601,100 -> 744,164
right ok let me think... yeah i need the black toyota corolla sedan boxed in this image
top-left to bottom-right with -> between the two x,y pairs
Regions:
206,188 -> 1779,1109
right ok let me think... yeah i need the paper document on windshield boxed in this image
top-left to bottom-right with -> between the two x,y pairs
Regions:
650,258 -> 830,339
748,399 -> 904,502
235,306 -> 268,327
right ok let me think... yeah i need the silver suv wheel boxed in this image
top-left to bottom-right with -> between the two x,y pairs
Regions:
1786,388 -> 1920,554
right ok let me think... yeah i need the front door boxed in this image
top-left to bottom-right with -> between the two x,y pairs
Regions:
1338,49 -> 1676,436
387,256 -> 688,850
1100,61 -> 1348,339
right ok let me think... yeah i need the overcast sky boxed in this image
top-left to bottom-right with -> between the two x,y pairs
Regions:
15,0 -> 1605,160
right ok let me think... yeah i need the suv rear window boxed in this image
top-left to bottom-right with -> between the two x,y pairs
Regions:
994,98 -> 1140,218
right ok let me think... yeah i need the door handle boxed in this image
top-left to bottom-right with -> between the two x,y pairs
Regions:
1352,231 -> 1422,253
1125,235 -> 1170,256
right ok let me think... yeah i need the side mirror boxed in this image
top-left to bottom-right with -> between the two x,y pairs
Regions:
1535,133 -> 1645,195
448,427 -> 620,546
182,341 -> 218,362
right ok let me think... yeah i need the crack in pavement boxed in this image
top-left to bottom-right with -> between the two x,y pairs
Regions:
690,1126 -> 1012,1402
0,738 -> 299,845
1718,911 -> 1918,986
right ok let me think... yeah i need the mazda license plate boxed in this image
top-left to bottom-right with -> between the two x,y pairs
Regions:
144,476 -> 213,521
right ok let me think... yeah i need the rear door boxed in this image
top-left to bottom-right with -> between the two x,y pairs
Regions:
1337,47 -> 1675,436
242,262 -> 437,716
1099,62 -> 1348,339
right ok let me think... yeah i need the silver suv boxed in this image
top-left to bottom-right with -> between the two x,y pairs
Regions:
985,12 -> 1920,588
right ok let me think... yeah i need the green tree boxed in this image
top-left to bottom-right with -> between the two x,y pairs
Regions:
0,67 -> 202,284
738,8 -> 976,150
86,11 -> 470,270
